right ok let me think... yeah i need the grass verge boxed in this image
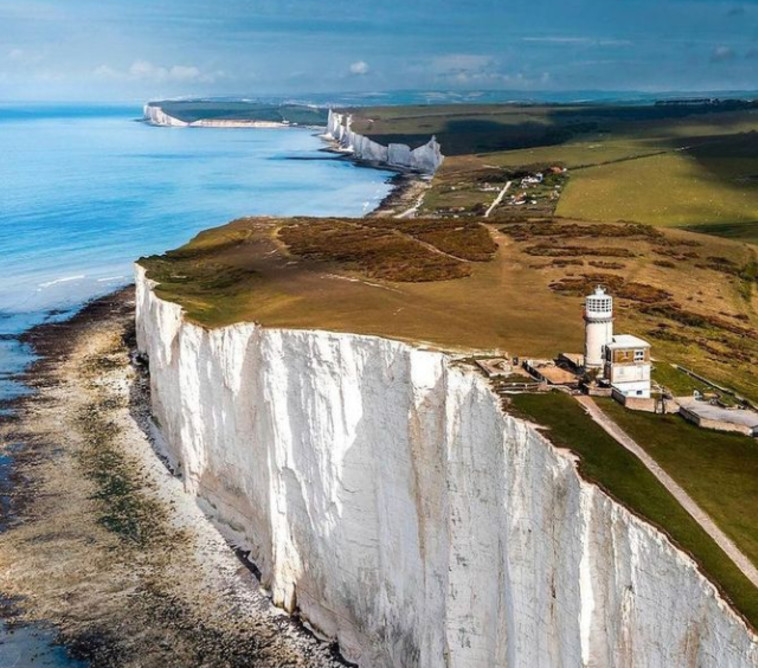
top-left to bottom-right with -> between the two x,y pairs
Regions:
509,392 -> 758,628
598,398 -> 758,572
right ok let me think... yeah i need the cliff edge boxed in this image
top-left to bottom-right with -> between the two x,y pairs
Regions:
134,263 -> 758,667
325,110 -> 443,174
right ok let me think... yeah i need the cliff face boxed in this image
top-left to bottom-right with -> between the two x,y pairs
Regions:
325,110 -> 443,174
142,104 -> 288,129
135,265 -> 758,668
143,104 -> 189,127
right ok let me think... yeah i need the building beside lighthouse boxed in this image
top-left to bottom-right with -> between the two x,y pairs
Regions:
584,286 -> 652,398
604,335 -> 652,398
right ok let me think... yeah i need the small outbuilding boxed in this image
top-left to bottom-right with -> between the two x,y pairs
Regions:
678,397 -> 758,437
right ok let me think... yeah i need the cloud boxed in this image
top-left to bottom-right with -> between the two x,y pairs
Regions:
4,48 -> 45,66
349,60 -> 369,76
430,53 -> 494,76
426,54 -> 502,83
710,46 -> 736,62
413,54 -> 549,88
94,60 -> 222,83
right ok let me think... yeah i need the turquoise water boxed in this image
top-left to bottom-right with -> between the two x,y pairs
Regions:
0,105 -> 393,401
0,104 -> 393,665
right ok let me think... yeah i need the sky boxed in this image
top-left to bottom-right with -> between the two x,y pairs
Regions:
1,0 -> 758,102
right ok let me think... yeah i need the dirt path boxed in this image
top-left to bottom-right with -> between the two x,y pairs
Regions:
395,189 -> 427,219
0,290 -> 346,668
575,395 -> 758,589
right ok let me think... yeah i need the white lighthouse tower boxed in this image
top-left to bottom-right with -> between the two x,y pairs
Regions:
584,286 -> 613,369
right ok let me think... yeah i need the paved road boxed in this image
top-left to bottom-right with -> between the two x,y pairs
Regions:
484,181 -> 512,218
575,395 -> 758,589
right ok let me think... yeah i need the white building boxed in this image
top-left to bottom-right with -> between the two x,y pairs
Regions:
584,286 -> 652,398
584,286 -> 614,368
604,334 -> 652,398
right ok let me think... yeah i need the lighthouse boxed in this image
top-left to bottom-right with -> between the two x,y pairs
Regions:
584,286 -> 613,369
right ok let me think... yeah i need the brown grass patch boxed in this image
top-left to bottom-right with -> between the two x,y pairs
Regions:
524,244 -> 635,258
278,220 -> 471,282
550,273 -> 672,303
500,220 -> 663,242
653,247 -> 700,261
639,303 -> 758,340
653,259 -> 676,269
363,218 -> 497,261
588,260 -> 626,270
550,258 -> 584,267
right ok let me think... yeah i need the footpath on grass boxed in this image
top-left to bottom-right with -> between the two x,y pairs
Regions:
575,394 -> 758,590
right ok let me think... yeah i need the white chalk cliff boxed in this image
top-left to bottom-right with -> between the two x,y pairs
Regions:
143,103 -> 190,127
142,104 -> 289,129
135,264 -> 758,667
325,110 -> 444,174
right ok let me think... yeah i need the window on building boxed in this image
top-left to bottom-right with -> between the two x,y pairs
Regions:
634,349 -> 645,361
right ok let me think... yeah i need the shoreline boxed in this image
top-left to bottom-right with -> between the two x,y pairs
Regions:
143,104 -> 433,219
0,289 -> 350,667
0,116 -> 424,665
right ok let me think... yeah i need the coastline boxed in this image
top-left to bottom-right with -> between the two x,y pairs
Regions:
0,109 -> 424,664
142,104 -> 435,219
0,289 -> 349,667
367,172 -> 430,218
317,137 -> 432,219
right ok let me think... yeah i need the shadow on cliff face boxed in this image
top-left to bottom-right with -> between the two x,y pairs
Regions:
259,337 -> 454,665
126,323 -> 356,667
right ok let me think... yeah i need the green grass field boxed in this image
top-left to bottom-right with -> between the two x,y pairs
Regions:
557,136 -> 758,228
510,392 -> 758,629
652,362 -> 713,397
351,102 -> 758,238
598,398 -> 758,580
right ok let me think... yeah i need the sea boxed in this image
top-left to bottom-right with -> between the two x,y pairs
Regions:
0,103 -> 394,666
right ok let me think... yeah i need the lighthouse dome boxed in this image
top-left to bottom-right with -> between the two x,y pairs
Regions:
585,286 -> 613,321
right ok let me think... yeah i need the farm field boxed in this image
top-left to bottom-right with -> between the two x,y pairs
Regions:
348,102 -> 758,237
556,132 -> 758,229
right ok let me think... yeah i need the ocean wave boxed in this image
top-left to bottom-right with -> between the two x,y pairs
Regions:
37,275 -> 85,289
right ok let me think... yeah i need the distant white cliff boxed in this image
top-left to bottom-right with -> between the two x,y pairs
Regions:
142,103 -> 290,128
325,109 -> 443,174
143,103 -> 189,127
135,264 -> 758,668
142,104 -> 443,173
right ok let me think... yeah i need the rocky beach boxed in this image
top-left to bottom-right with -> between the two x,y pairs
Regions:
0,289 -> 349,667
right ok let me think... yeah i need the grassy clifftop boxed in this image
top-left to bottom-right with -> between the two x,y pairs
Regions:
140,214 -> 758,402
512,392 -> 758,630
149,100 -> 328,126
